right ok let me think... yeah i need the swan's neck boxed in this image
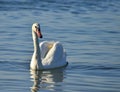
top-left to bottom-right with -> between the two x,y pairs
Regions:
32,31 -> 43,69
32,31 -> 40,53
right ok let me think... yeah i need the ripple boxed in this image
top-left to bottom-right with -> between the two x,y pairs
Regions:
0,61 -> 29,72
0,0 -> 120,92
68,62 -> 120,71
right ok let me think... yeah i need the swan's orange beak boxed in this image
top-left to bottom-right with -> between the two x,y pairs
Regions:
36,28 -> 43,38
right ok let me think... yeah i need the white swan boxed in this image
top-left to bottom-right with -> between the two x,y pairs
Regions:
30,23 -> 68,70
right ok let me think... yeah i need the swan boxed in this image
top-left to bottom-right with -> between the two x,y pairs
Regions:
30,23 -> 68,70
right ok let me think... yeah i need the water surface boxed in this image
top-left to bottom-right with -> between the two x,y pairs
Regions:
0,0 -> 120,92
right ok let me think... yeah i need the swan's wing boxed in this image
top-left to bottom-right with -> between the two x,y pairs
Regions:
39,41 -> 55,59
43,42 -> 65,65
39,41 -> 49,59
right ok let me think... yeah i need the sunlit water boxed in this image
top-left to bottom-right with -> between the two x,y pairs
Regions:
0,0 -> 120,92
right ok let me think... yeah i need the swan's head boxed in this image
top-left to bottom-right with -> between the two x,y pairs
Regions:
32,23 -> 43,38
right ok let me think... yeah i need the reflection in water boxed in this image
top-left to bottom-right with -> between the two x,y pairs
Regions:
30,68 -> 65,92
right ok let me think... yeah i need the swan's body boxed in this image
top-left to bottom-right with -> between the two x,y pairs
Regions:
30,23 -> 68,70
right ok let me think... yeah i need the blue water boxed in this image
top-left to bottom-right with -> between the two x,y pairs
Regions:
0,0 -> 120,92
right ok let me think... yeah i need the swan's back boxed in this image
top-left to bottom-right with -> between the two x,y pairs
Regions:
40,41 -> 67,69
40,41 -> 54,59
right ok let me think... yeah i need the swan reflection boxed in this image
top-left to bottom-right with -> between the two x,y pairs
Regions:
30,68 -> 65,92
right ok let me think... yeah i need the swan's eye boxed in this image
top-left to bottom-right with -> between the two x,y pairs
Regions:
35,26 -> 37,28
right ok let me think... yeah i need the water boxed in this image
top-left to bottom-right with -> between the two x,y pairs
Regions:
0,0 -> 120,92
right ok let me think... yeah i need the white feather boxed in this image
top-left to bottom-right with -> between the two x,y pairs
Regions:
30,23 -> 68,70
